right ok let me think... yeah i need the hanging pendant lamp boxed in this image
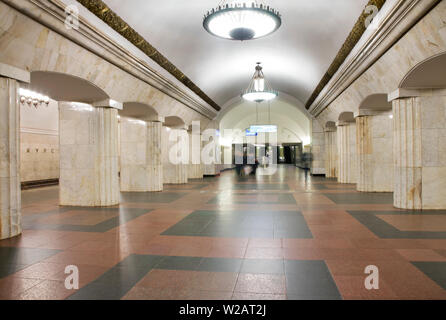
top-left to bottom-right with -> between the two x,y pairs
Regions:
242,63 -> 278,103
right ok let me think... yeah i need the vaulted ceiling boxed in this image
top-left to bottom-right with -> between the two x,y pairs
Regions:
102,0 -> 369,109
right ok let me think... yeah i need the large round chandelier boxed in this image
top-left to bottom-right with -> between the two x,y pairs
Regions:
203,1 -> 281,41
242,63 -> 278,103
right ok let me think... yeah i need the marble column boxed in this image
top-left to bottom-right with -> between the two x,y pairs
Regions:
337,121 -> 357,184
188,131 -> 203,179
162,127 -> 188,184
59,101 -> 120,206
203,140 -> 221,176
0,64 -> 29,240
324,128 -> 338,178
311,119 -> 326,175
146,121 -> 163,191
390,89 -> 446,209
355,111 -> 393,192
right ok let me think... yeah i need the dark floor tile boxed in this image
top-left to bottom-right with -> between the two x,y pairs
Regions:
156,256 -> 202,271
197,258 -> 243,272
411,262 -> 446,290
163,210 -> 312,239
285,260 -> 341,299
285,260 -> 331,275
67,254 -> 154,300
286,273 -> 341,299
0,264 -> 28,278
23,208 -> 151,233
348,211 -> 446,239
0,247 -> 60,271
120,192 -> 186,203
324,193 -> 393,204
116,255 -> 164,269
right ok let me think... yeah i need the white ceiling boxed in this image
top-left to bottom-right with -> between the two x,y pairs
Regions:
103,0 -> 369,108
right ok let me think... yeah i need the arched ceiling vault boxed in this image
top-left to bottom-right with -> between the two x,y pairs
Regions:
98,0 -> 370,108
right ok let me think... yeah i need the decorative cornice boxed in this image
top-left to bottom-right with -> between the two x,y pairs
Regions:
3,0 -> 217,119
76,0 -> 221,112
308,0 -> 440,116
305,0 -> 387,109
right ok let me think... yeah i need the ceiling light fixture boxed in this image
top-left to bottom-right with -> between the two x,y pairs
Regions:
242,63 -> 278,103
203,1 -> 281,41
19,88 -> 50,108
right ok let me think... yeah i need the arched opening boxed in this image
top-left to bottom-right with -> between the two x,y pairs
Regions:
219,99 -> 311,167
19,71 -> 118,208
399,52 -> 446,89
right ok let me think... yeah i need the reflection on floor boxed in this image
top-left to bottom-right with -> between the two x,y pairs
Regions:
1,165 -> 446,300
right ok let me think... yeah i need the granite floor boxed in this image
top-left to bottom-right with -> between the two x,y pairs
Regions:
1,165 -> 446,300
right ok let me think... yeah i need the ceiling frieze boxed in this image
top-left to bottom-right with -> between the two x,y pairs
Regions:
76,0 -> 221,112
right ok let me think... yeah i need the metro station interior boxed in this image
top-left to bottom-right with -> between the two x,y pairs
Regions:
0,0 -> 445,301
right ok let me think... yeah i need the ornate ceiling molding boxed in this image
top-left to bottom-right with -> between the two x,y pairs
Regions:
305,0 -> 387,110
76,0 -> 221,112
308,0 -> 440,116
4,0 -> 217,119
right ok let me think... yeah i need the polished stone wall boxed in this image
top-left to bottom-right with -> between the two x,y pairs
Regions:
19,98 -> 59,182
20,132 -> 59,182
356,113 -> 393,192
59,102 -> 119,206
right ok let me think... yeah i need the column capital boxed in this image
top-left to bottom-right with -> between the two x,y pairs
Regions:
388,88 -> 446,102
336,120 -> 353,127
145,116 -> 164,123
92,99 -> 123,110
354,109 -> 391,118
0,63 -> 30,83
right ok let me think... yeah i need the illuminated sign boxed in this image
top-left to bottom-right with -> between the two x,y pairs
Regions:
250,125 -> 277,133
245,129 -> 258,136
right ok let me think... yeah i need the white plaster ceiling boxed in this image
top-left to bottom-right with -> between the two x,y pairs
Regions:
103,0 -> 369,108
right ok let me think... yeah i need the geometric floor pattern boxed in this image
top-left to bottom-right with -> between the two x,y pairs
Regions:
1,165 -> 446,300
